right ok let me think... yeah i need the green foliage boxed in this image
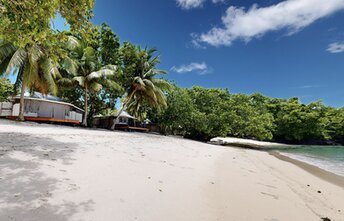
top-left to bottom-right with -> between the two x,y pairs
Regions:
0,0 -> 94,49
0,41 -> 61,95
99,23 -> 124,108
59,33 -> 121,126
269,99 -> 327,142
121,43 -> 171,118
100,23 -> 121,66
0,78 -> 13,101
224,94 -> 274,140
324,108 -> 344,141
150,86 -> 343,143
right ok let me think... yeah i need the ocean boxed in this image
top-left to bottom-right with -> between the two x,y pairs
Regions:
279,146 -> 344,177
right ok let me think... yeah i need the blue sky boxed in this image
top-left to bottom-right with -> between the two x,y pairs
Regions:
55,0 -> 344,107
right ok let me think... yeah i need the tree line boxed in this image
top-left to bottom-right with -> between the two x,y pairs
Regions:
147,86 -> 344,144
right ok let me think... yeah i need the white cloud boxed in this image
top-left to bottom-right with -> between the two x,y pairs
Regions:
297,85 -> 322,89
171,62 -> 210,75
194,0 -> 344,47
212,0 -> 225,3
176,0 -> 205,9
327,42 -> 344,53
176,0 -> 225,9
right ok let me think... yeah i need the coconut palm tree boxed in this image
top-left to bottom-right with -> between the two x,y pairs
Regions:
0,40 -> 60,121
60,36 -> 121,127
111,45 -> 171,130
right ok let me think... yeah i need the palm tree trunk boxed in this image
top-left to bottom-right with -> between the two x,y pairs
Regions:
111,89 -> 136,130
18,72 -> 25,121
83,86 -> 88,127
109,93 -> 114,109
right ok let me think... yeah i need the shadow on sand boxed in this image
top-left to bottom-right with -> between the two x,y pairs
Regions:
0,131 -> 95,221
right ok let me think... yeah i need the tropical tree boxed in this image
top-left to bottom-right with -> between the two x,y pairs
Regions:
0,0 -> 94,48
99,23 -> 123,109
60,36 -> 121,126
0,77 -> 13,102
111,43 -> 171,129
0,0 -> 94,121
0,41 -> 60,120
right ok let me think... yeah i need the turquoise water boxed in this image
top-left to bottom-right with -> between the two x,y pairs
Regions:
279,146 -> 344,177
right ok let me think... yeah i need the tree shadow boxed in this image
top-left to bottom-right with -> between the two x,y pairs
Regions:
0,132 -> 95,221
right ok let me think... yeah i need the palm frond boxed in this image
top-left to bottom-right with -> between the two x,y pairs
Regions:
57,77 -> 75,87
89,82 -> 102,92
101,65 -> 117,71
151,78 -> 172,91
103,79 -> 122,91
0,42 -> 16,61
142,79 -> 155,90
133,76 -> 145,88
27,44 -> 43,66
0,56 -> 11,76
82,47 -> 96,61
5,48 -> 27,75
65,36 -> 80,50
61,57 -> 79,74
73,76 -> 85,87
40,57 -> 60,95
87,67 -> 116,81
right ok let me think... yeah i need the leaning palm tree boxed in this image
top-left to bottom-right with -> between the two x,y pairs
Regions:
0,40 -> 60,121
60,36 -> 121,127
111,46 -> 171,130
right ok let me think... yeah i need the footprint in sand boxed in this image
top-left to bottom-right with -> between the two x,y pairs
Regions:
261,192 -> 279,200
257,182 -> 277,189
68,184 -> 80,191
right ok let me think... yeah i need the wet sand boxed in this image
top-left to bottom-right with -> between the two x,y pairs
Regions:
271,151 -> 344,188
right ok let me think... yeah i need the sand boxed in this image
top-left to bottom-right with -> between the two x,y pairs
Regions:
0,119 -> 343,221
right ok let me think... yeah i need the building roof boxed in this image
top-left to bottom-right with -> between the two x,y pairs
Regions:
117,111 -> 135,119
93,110 -> 135,119
13,93 -> 84,112
27,92 -> 63,102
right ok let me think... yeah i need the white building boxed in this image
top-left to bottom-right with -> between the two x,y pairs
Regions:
0,92 -> 84,125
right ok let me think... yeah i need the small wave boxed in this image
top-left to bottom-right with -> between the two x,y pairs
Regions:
279,146 -> 344,177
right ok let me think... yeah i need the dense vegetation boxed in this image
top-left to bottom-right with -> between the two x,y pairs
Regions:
0,1 -> 343,144
0,78 -> 13,102
0,0 -> 94,120
148,86 -> 344,144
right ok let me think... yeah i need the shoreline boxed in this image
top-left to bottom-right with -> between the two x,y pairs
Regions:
209,137 -> 289,149
209,136 -> 344,149
270,151 -> 344,188
211,146 -> 344,220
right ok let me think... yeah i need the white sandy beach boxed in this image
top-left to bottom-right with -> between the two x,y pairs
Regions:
0,119 -> 343,221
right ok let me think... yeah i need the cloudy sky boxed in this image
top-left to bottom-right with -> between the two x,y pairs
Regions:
61,0 -> 344,107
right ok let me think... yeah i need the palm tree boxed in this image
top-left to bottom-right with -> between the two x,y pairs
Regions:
111,46 -> 171,130
0,40 -> 60,121
60,36 -> 121,127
